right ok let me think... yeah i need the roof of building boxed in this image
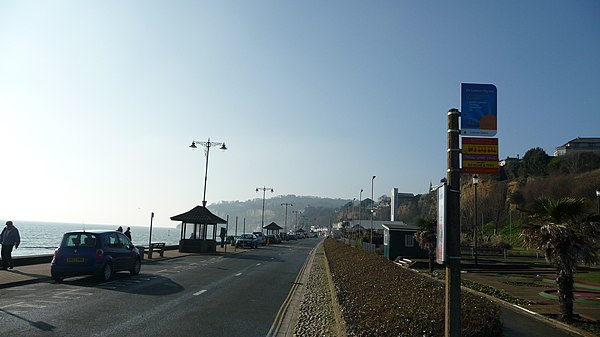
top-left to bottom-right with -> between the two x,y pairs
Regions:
382,222 -> 420,231
558,137 -> 600,148
264,222 -> 283,230
170,205 -> 227,224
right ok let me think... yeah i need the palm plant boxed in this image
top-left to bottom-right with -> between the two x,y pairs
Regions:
520,197 -> 600,321
415,218 -> 437,273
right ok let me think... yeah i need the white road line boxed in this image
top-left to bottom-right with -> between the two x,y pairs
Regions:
513,304 -> 537,315
156,269 -> 169,273
235,273 -> 242,277
256,263 -> 261,266
193,290 -> 207,296
0,302 -> 25,309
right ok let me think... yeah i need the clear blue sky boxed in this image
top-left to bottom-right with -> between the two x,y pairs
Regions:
1,1 -> 599,227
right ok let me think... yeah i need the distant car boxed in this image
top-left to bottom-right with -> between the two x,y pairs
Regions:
235,234 -> 259,249
253,232 -> 266,246
51,230 -> 141,282
288,233 -> 297,240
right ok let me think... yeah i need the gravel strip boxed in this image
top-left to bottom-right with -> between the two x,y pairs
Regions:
294,247 -> 336,337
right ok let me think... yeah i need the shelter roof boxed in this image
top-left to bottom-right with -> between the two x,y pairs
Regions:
170,205 -> 227,224
264,222 -> 283,230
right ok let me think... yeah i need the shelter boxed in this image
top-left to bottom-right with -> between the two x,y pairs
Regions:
382,222 -> 427,260
171,205 -> 227,253
264,222 -> 283,235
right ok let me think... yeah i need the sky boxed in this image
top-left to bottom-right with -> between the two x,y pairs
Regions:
1,1 -> 599,228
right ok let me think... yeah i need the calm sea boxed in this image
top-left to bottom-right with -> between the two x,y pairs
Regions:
0,220 -> 183,257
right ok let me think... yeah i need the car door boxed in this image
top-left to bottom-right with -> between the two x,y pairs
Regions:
117,233 -> 136,270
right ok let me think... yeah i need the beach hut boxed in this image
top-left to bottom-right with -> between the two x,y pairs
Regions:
171,205 -> 227,253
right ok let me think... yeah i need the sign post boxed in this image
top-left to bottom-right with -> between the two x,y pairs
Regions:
436,185 -> 446,264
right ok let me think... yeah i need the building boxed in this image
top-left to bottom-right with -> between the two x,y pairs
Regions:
390,188 -> 414,221
383,222 -> 427,260
555,137 -> 600,156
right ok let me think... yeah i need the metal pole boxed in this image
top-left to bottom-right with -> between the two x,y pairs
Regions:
234,216 -> 238,251
371,176 -> 376,245
473,176 -> 478,268
225,215 -> 229,254
148,212 -> 154,259
281,203 -> 292,235
359,189 -> 363,243
202,138 -> 211,207
446,108 -> 461,337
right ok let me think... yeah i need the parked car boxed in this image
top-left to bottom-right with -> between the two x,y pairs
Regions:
253,231 -> 266,246
51,230 -> 141,282
235,234 -> 259,249
265,234 -> 281,244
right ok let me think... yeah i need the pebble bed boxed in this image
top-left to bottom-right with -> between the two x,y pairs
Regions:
293,248 -> 336,337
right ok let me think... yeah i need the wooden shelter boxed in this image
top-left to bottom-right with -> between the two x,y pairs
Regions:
171,205 -> 227,253
264,222 -> 283,235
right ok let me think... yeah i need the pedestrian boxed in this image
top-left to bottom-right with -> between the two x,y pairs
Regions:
0,221 -> 20,270
124,227 -> 132,241
117,226 -> 123,232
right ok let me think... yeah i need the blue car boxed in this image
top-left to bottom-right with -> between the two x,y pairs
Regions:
51,230 -> 141,282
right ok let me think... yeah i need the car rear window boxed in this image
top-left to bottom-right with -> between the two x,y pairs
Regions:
62,233 -> 98,248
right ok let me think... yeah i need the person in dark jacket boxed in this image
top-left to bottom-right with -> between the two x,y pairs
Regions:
124,227 -> 132,241
0,221 -> 20,270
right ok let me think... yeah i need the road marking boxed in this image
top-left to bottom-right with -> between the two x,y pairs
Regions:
235,273 -> 242,277
256,263 -> 261,266
0,302 -> 25,309
193,290 -> 207,296
513,304 -> 537,315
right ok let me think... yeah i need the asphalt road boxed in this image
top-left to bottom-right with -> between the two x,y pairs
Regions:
0,238 -> 320,337
501,306 -> 582,337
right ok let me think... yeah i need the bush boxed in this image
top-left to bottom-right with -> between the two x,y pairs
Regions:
324,238 -> 502,337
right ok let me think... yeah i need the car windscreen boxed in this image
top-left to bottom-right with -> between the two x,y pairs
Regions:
61,233 -> 98,248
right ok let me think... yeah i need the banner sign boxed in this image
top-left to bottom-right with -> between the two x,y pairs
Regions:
436,185 -> 446,264
461,83 -> 497,137
462,137 -> 499,175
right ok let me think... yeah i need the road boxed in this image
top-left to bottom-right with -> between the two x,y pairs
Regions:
0,238 -> 320,337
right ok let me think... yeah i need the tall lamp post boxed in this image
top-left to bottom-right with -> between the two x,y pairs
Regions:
256,187 -> 274,234
596,189 -> 600,214
472,175 -> 479,268
189,138 -> 227,207
370,175 -> 376,245
358,189 -> 363,241
281,203 -> 293,234
292,210 -> 302,232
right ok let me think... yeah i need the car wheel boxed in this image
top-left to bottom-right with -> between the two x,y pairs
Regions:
130,258 -> 141,275
51,271 -> 64,282
100,262 -> 113,281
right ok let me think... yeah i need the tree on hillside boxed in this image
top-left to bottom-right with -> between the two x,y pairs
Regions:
520,147 -> 550,177
414,218 -> 437,273
520,197 -> 600,322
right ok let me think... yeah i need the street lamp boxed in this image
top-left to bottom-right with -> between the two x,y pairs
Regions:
292,210 -> 302,232
189,138 -> 227,207
370,175 -> 376,245
596,189 -> 600,214
473,175 -> 479,268
281,203 -> 293,234
256,187 -> 274,233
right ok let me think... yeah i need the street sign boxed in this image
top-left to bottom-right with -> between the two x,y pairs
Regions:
462,137 -> 499,175
461,83 -> 497,137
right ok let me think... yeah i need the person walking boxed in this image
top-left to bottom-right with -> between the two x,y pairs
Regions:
0,221 -> 20,270
124,227 -> 132,241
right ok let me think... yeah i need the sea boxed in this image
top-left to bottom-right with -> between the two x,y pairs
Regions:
0,220 -> 183,257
